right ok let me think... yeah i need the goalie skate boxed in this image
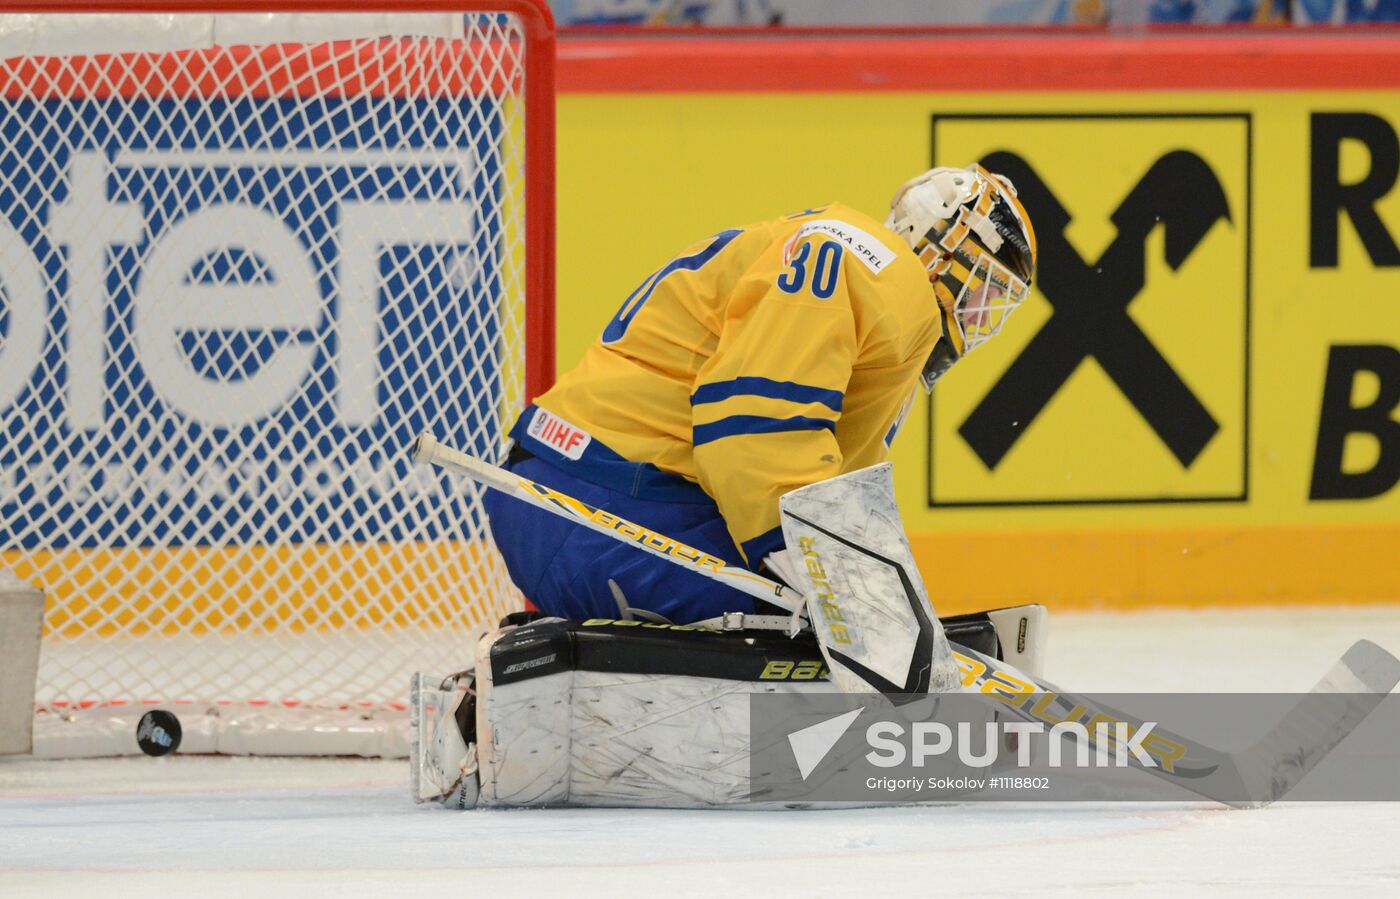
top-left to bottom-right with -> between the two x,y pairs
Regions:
409,672 -> 479,808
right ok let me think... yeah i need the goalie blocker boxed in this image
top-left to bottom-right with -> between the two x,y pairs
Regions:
412,606 -> 1046,808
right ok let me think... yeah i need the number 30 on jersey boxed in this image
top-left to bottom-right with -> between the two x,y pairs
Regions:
777,239 -> 842,300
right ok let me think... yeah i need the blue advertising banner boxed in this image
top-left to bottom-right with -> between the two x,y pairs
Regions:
0,94 -> 506,548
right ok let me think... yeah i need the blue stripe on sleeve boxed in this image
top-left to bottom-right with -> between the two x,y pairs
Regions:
690,377 -> 843,413
741,525 -> 786,569
692,414 -> 836,447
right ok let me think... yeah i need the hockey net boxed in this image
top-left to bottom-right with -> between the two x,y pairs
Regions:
0,2 -> 554,757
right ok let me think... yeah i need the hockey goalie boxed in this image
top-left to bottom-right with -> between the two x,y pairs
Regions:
413,164 -> 1047,807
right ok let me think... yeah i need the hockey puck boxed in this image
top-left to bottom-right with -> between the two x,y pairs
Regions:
136,710 -> 182,756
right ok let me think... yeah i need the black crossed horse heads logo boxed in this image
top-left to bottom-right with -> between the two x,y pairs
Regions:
959,150 -> 1233,472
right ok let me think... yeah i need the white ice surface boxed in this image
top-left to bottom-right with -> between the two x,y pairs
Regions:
4,607 -> 1400,898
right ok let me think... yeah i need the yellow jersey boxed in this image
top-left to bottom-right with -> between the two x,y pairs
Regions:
511,203 -> 938,567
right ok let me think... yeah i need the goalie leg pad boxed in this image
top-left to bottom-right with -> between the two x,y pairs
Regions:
474,618 -> 838,808
412,612 -> 1032,809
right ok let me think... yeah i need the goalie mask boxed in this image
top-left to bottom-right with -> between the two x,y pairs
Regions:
886,164 -> 1037,390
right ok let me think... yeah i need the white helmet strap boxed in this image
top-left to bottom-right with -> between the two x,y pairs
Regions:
885,167 -> 974,239
960,207 -> 1003,252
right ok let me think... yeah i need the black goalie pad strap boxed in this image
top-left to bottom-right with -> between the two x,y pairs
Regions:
488,617 -> 1000,688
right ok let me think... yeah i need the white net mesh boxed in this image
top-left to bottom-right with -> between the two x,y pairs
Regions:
0,9 -> 545,745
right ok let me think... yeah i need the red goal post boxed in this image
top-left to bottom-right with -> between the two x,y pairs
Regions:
0,1 -> 554,756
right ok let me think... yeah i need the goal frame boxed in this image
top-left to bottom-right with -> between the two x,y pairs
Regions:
0,0 -> 556,757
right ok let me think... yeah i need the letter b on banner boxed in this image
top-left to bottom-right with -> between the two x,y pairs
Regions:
1311,345 -> 1400,500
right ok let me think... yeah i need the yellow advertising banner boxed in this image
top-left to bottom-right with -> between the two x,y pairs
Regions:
927,114 -> 1251,507
556,92 -> 1400,609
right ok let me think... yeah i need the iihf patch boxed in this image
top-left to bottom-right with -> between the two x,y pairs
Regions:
136,710 -> 182,756
527,406 -> 592,461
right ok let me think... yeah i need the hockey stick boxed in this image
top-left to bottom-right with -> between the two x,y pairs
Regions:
410,433 -> 800,612
954,636 -> 1399,807
412,432 -> 1400,807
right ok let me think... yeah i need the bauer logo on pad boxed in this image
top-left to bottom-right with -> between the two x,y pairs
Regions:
927,113 -> 1251,507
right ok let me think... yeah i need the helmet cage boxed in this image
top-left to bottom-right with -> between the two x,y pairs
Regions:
945,250 -> 1030,355
889,164 -> 1037,391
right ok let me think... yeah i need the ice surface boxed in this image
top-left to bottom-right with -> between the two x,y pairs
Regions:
4,607 -> 1400,897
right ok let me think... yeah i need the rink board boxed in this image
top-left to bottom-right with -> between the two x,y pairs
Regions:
551,35 -> 1400,611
